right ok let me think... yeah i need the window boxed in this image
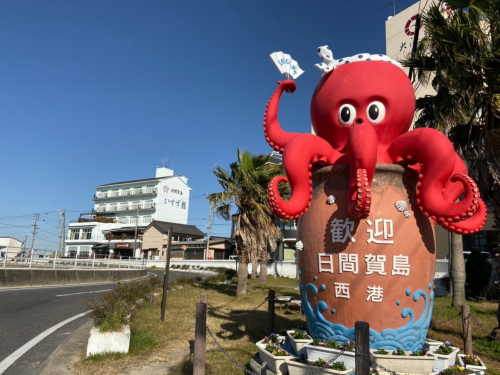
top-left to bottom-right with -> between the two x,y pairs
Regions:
68,246 -> 77,257
82,228 -> 92,240
110,189 -> 119,197
119,203 -> 128,211
109,204 -> 117,211
69,229 -> 80,240
142,216 -> 152,224
131,187 -> 142,195
145,186 -> 155,194
463,231 -> 496,253
80,245 -> 91,257
122,188 -> 130,196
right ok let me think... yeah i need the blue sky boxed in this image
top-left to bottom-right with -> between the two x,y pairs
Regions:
0,0 -> 419,252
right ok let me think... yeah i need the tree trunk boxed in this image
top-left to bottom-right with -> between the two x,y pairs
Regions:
236,261 -> 248,297
450,233 -> 466,307
259,260 -> 268,284
251,259 -> 257,279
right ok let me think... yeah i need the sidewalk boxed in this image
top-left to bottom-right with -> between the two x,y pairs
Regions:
39,319 -> 190,375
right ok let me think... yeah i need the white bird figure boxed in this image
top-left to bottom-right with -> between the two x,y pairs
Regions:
270,52 -> 304,80
314,45 -> 337,75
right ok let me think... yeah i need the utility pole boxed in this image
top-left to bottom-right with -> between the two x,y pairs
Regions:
205,203 -> 214,260
133,206 -> 139,258
21,234 -> 29,258
29,213 -> 39,269
57,209 -> 66,257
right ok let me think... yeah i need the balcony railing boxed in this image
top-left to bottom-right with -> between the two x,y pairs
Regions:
94,188 -> 157,200
66,235 -> 107,241
93,204 -> 156,214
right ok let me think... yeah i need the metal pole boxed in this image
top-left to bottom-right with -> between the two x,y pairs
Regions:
107,253 -> 110,269
161,226 -> 174,321
53,251 -> 57,270
74,252 -> 78,269
29,214 -> 38,269
92,251 -> 95,269
3,251 -> 6,269
133,206 -> 139,258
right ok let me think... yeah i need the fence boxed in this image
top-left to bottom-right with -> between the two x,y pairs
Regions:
190,290 -> 496,375
1,250 -> 146,270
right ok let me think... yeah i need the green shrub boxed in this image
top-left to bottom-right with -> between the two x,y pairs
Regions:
466,249 -> 492,296
224,268 -> 237,279
88,277 -> 161,332
181,264 -> 189,270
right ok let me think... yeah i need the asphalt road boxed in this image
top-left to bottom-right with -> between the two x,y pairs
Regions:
0,270 -> 205,375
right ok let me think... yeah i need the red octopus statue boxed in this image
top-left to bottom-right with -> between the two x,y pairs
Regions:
264,57 -> 486,234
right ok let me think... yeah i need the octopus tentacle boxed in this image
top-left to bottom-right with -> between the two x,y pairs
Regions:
439,198 -> 487,234
347,125 -> 377,219
388,128 -> 480,226
263,80 -> 300,152
268,134 -> 341,219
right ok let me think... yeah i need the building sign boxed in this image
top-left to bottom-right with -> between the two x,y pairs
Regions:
114,243 -> 132,249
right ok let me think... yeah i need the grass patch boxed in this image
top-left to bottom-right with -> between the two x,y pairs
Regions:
76,279 -> 500,375
427,296 -> 500,374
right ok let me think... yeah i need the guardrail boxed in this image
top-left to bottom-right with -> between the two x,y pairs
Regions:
1,252 -> 146,270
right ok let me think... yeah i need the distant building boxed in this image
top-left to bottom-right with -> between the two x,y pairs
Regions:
386,1 -> 497,258
0,237 -> 23,259
65,166 -> 193,258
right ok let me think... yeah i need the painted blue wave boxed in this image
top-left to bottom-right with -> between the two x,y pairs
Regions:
300,282 -> 434,351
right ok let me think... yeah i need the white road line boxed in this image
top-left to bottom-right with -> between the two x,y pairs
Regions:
56,289 -> 112,297
0,311 -> 91,374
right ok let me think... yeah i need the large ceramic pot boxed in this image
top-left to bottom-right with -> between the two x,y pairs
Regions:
297,164 -> 436,351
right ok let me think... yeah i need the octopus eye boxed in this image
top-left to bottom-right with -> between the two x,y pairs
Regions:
366,101 -> 386,124
338,104 -> 356,126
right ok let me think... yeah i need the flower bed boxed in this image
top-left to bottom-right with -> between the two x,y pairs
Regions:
429,341 -> 460,372
286,330 -> 312,355
256,339 -> 295,375
304,339 -> 356,369
285,356 -> 352,375
457,354 -> 487,374
370,348 -> 435,374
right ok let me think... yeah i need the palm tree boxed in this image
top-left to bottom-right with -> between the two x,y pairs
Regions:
207,148 -> 283,296
402,0 -> 500,331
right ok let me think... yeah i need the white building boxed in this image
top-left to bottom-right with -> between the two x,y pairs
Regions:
65,166 -> 192,258
0,237 -> 23,259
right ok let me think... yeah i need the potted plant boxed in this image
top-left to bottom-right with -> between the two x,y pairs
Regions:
285,355 -> 352,375
304,339 -> 356,368
256,342 -> 295,375
457,354 -> 487,373
287,329 -> 312,355
436,365 -> 475,374
256,333 -> 284,346
370,348 -> 435,374
428,341 -> 461,372
424,338 -> 444,352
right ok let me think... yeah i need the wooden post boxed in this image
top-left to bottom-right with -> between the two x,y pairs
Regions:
462,304 -> 473,355
193,302 -> 207,375
268,290 -> 275,335
160,226 -> 174,321
200,293 -> 208,304
261,362 -> 267,375
355,321 -> 370,375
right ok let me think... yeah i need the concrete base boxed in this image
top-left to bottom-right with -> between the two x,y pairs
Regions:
86,325 -> 131,356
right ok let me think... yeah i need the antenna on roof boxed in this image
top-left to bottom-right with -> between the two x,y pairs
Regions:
161,156 -> 168,168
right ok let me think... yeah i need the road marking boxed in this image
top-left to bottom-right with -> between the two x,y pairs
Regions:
56,289 -> 112,297
0,311 -> 91,374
